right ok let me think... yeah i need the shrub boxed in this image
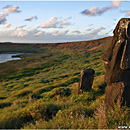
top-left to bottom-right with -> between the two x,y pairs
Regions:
41,79 -> 49,83
0,102 -> 61,129
23,105 -> 93,129
94,102 -> 108,129
29,102 -> 61,121
31,93 -> 42,99
73,91 -> 96,103
0,109 -> 33,129
0,102 -> 12,108
33,87 -> 48,95
95,72 -> 101,77
94,102 -> 130,129
106,104 -> 130,129
0,97 -> 6,100
50,87 -> 71,98
15,90 -> 32,97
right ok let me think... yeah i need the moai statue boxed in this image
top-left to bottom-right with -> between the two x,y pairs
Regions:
78,69 -> 95,94
102,18 -> 130,107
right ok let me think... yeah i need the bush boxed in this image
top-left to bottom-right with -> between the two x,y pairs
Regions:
93,102 -> 130,129
0,109 -> 33,129
0,102 -> 12,108
31,93 -> 42,99
29,102 -> 61,121
41,105 -> 93,129
0,97 -> 6,100
14,90 -> 32,97
106,104 -> 130,129
33,87 -> 48,95
0,102 -> 61,129
23,105 -> 93,129
50,87 -> 71,98
73,91 -> 96,103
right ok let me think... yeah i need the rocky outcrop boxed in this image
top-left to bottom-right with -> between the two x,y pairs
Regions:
78,69 -> 95,94
102,18 -> 130,107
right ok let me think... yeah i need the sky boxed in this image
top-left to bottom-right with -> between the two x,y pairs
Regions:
0,1 -> 130,43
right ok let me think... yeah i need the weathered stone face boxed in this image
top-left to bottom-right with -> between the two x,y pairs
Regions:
78,69 -> 95,94
102,18 -> 130,107
102,18 -> 130,84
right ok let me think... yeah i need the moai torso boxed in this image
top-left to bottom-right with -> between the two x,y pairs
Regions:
102,18 -> 130,107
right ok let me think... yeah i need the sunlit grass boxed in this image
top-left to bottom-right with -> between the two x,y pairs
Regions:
0,37 -> 129,129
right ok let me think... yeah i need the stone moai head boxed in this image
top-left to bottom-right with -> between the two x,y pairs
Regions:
102,18 -> 130,84
113,18 -> 130,39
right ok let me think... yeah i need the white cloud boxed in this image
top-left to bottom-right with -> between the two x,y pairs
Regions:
57,30 -> 69,35
3,28 -> 44,38
3,23 -> 11,28
12,29 -> 28,37
24,16 -> 38,21
0,28 -> 108,43
41,16 -> 72,28
86,27 -> 105,35
0,28 -> 69,38
81,1 -> 122,16
126,10 -> 130,16
60,22 -> 71,26
41,17 -> 58,28
16,25 -> 27,29
3,5 -> 21,14
87,28 -> 94,31
84,7 -> 98,16
29,28 -> 41,34
35,31 -> 43,36
0,13 -> 7,24
46,30 -> 69,36
61,18 -> 66,22
71,30 -> 81,34
112,1 -> 121,8
25,16 -> 33,21
50,16 -> 57,21
0,5 -> 21,25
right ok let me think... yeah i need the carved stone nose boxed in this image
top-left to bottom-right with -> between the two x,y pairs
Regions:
126,21 -> 130,39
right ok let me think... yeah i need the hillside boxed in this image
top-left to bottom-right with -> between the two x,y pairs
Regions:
0,36 -> 112,53
0,36 -> 129,129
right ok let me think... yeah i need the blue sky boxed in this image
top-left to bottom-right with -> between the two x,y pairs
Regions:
0,1 -> 130,43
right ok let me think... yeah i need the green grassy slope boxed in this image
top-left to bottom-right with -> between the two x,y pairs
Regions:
0,36 -> 129,129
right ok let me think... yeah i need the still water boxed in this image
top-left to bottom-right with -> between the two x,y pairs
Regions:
0,53 -> 22,63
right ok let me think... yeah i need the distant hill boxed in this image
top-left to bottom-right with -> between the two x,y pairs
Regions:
0,36 -> 112,53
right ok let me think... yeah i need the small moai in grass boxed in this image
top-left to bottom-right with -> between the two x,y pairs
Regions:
78,69 -> 95,94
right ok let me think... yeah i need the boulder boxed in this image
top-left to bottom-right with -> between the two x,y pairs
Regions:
102,18 -> 130,107
78,69 -> 95,94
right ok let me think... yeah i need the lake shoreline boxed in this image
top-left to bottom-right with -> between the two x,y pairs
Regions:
0,53 -> 24,64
